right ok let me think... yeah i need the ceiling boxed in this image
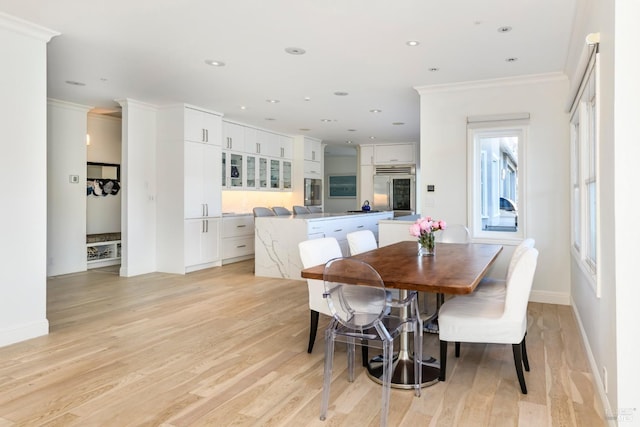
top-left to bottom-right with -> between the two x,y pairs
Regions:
0,0 -> 577,148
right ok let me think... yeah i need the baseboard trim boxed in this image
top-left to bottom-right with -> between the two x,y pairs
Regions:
0,319 -> 49,348
529,290 -> 570,305
570,298 -> 616,426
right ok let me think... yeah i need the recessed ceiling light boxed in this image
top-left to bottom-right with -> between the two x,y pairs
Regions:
284,47 -> 306,55
347,129 -> 357,132
299,128 -> 311,131
428,67 -> 439,72
346,140 -> 353,144
266,99 -> 280,103
505,57 -> 518,62
392,122 -> 405,126
320,119 -> 332,122
265,117 -> 276,121
204,59 -> 225,67
334,91 -> 349,96
497,26 -> 512,33
239,106 -> 247,110
370,109 -> 382,113
65,80 -> 86,86
369,136 -> 376,140
304,97 -> 311,101
406,40 -> 420,46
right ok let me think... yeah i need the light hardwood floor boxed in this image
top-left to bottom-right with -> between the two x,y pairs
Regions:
0,261 -> 606,426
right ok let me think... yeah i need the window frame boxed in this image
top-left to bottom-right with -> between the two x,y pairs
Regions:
467,121 -> 528,243
569,51 -> 600,297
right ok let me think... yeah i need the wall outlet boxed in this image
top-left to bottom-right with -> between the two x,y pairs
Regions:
69,174 -> 79,184
603,366 -> 608,393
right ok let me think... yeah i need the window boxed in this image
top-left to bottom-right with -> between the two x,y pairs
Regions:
467,114 -> 528,241
570,50 -> 599,291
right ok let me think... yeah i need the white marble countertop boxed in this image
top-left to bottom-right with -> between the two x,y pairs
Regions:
222,212 -> 252,217
260,211 -> 394,221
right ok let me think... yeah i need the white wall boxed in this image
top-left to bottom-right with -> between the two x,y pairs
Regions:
324,152 -> 358,213
567,0 -> 618,419
47,100 -> 91,277
614,0 -> 640,417
117,99 -> 157,277
0,13 -> 57,347
86,113 -> 122,235
416,74 -> 571,305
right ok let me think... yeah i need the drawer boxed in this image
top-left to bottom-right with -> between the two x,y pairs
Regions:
222,236 -> 255,259
222,216 -> 254,238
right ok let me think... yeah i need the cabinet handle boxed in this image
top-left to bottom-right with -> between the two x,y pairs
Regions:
334,228 -> 343,232
237,224 -> 246,228
206,204 -> 209,217
202,220 -> 206,233
357,225 -> 364,228
205,129 -> 209,142
237,244 -> 246,248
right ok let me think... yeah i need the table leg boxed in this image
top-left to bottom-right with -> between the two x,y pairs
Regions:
366,289 -> 440,389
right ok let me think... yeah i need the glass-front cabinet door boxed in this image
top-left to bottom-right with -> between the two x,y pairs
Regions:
229,153 -> 243,188
221,152 -> 227,187
246,155 -> 257,189
259,157 -> 268,189
282,160 -> 292,190
270,159 -> 280,189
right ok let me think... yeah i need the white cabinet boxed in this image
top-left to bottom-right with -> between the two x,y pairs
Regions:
222,215 -> 255,264
374,143 -> 415,164
185,218 -> 220,270
255,130 -> 292,159
185,141 -> 221,218
360,145 -> 374,166
223,121 -> 245,152
304,137 -> 322,179
185,107 -> 221,145
156,104 -> 223,274
304,137 -> 322,161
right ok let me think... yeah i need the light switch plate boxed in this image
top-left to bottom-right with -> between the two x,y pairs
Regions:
69,175 -> 79,184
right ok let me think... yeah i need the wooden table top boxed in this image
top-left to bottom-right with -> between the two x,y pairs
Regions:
300,241 -> 503,295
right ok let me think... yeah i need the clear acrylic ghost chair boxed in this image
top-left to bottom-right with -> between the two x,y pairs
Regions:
320,257 -> 422,427
271,206 -> 291,216
298,237 -> 343,353
438,247 -> 539,394
293,205 -> 311,215
252,207 -> 275,217
474,238 -> 535,298
308,206 -> 323,213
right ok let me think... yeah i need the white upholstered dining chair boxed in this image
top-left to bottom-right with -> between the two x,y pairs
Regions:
437,223 -> 471,243
298,237 -> 343,353
474,238 -> 536,297
320,257 -> 422,427
438,246 -> 539,394
346,229 -> 378,256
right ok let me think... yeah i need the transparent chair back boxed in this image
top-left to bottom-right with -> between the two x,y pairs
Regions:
320,257 -> 421,427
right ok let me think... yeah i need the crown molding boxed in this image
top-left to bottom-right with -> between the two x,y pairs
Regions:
0,12 -> 59,42
414,72 -> 568,95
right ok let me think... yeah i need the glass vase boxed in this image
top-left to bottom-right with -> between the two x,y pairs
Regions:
418,232 -> 436,256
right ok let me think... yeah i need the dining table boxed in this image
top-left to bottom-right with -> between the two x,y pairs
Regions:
300,240 -> 503,388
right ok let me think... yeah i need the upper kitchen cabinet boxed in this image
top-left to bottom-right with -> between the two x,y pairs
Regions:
184,106 -> 222,145
304,137 -> 322,162
223,120 -> 246,152
373,143 -> 415,164
255,130 -> 292,159
360,145 -> 374,166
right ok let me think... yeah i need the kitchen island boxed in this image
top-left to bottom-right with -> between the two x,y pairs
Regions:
254,211 -> 393,279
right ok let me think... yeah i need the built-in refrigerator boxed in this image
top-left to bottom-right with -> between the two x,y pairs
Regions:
372,174 -> 415,216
